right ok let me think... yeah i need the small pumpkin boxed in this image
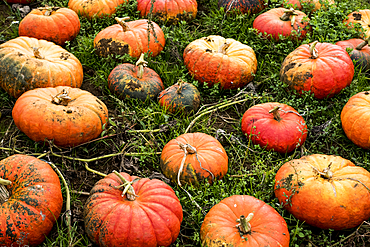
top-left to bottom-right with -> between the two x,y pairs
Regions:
0,154 -> 63,246
160,132 -> 228,186
341,91 -> 370,149
274,154 -> 370,230
344,9 -> 370,38
253,7 -> 310,41
241,102 -> 307,153
108,54 -> 164,101
158,79 -> 201,114
282,0 -> 335,11
336,38 -> 370,72
18,7 -> 80,46
12,86 -> 108,147
68,0 -> 128,19
200,195 -> 290,247
84,171 -> 183,247
218,0 -> 266,14
183,35 -> 257,89
137,0 -> 197,24
94,17 -> 165,58
0,36 -> 83,98
280,41 -> 354,99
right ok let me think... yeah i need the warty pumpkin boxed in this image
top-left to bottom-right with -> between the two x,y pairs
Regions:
336,38 -> 370,72
183,35 -> 257,89
274,154 -> 370,230
12,86 -> 108,147
94,17 -> 165,58
344,9 -> 370,38
218,0 -> 266,14
68,0 -> 128,19
0,154 -> 63,246
0,36 -> 83,98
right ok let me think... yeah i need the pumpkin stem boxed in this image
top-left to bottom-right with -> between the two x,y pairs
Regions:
0,178 -> 11,204
113,170 -> 139,201
51,89 -> 72,106
136,53 -> 148,79
269,105 -> 281,121
218,42 -> 231,55
355,37 -> 370,50
280,8 -> 297,25
311,162 -> 333,179
115,17 -> 130,32
176,79 -> 185,94
32,47 -> 44,59
236,213 -> 254,234
309,41 -> 319,59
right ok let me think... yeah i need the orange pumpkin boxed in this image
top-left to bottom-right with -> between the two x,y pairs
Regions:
344,9 -> 370,38
94,17 -> 165,58
68,0 -> 128,19
336,38 -> 370,72
218,0 -> 266,15
0,37 -> 83,98
275,154 -> 370,230
12,86 -> 108,147
18,7 -> 80,46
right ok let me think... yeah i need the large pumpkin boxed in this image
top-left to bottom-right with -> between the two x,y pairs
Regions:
218,0 -> 266,14
200,195 -> 290,246
253,7 -> 310,41
183,35 -> 257,89
336,38 -> 370,72
137,0 -> 197,24
241,102 -> 307,153
18,7 -> 80,46
0,154 -> 63,246
94,17 -> 165,58
344,9 -> 370,38
0,36 -> 83,98
160,132 -> 228,186
84,171 -> 183,247
68,0 -> 128,19
280,41 -> 354,99
12,86 -> 108,147
341,91 -> 370,149
274,154 -> 370,230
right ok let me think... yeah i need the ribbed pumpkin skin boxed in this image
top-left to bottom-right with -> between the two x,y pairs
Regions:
108,63 -> 164,101
253,8 -> 310,41
280,42 -> 354,99
94,19 -> 165,58
160,133 -> 228,185
158,81 -> 201,114
344,10 -> 370,38
218,0 -> 265,14
0,154 -> 63,246
83,172 -> 183,247
341,91 -> 370,149
12,86 -> 108,147
68,0 -> 128,19
200,195 -> 290,247
0,37 -> 83,98
18,7 -> 80,46
137,0 -> 197,24
336,39 -> 370,72
241,102 -> 307,153
183,35 -> 257,89
274,154 -> 370,230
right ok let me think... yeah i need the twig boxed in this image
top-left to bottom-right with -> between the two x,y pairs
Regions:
85,162 -> 107,177
71,190 -> 90,196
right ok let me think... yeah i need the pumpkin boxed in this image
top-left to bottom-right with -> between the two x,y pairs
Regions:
341,91 -> 370,149
158,79 -> 201,114
160,132 -> 228,186
280,41 -> 354,99
344,9 -> 370,38
200,195 -> 290,247
336,38 -> 370,72
68,0 -> 128,19
0,36 -> 83,98
0,154 -> 63,246
218,0 -> 266,14
253,7 -> 310,41
94,17 -> 165,58
84,171 -> 183,247
108,53 -> 164,101
137,0 -> 197,24
241,102 -> 307,153
12,86 -> 108,147
282,0 -> 335,11
274,154 -> 370,230
18,7 -> 80,46
183,35 -> 257,89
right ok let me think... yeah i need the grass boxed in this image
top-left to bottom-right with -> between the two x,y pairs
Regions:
1,0 -> 370,246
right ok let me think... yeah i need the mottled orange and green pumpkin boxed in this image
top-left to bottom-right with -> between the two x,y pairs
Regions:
336,38 -> 370,72
218,0 -> 266,14
83,172 -> 183,247
0,154 -> 63,246
344,9 -> 370,39
0,36 -> 83,98
12,86 -> 108,147
341,91 -> 370,149
160,132 -> 228,186
200,195 -> 290,247
94,17 -> 165,58
68,0 -> 128,19
274,154 -> 370,230
137,0 -> 197,24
